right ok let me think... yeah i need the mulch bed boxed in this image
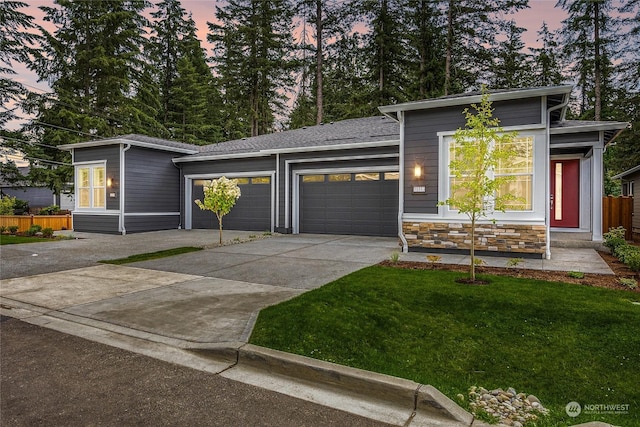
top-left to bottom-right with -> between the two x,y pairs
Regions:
379,251 -> 639,293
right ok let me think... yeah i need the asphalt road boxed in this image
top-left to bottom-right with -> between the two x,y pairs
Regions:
0,316 -> 391,427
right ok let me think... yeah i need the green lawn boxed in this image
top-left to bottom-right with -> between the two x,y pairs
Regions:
0,234 -> 56,245
250,266 -> 640,426
99,246 -> 202,264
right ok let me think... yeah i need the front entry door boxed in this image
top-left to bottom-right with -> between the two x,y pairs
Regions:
550,159 -> 580,228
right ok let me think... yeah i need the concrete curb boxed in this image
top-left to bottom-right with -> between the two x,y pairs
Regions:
193,343 -> 474,426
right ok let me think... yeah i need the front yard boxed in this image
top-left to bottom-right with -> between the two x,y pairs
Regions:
250,266 -> 640,426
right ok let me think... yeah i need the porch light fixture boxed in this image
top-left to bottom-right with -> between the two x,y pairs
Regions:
107,177 -> 114,187
414,164 -> 423,179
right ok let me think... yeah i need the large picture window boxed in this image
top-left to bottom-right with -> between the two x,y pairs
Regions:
77,164 -> 106,209
447,136 -> 534,212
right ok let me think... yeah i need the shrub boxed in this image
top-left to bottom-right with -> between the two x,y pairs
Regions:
42,227 -> 54,238
0,226 -> 6,234
12,198 -> 29,214
0,196 -> 16,215
605,236 -> 627,253
389,251 -> 400,263
603,226 -> 627,241
619,277 -> 638,289
24,224 -> 42,236
39,205 -> 61,215
626,251 -> 640,272
8,225 -> 19,234
568,271 -> 585,279
615,245 -> 639,264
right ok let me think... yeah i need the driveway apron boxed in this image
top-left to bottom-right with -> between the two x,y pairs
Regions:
0,232 -> 399,345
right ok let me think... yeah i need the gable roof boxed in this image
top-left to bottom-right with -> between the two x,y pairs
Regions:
378,85 -> 573,118
58,134 -> 200,154
173,116 -> 399,163
612,164 -> 640,180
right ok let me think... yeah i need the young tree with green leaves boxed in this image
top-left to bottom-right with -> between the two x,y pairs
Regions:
195,177 -> 241,245
441,91 -> 520,282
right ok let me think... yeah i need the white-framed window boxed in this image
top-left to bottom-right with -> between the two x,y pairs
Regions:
446,135 -> 535,213
76,163 -> 106,209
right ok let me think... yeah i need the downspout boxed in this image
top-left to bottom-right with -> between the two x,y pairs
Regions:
120,143 -> 131,235
397,111 -> 408,252
545,96 -> 570,259
172,160 -> 183,229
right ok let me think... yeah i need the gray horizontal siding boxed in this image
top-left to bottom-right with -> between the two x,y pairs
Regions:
181,156 -> 276,176
74,146 -> 121,211
1,187 -> 54,208
124,147 -> 180,213
73,214 -> 119,234
404,97 -> 544,214
124,215 -> 180,233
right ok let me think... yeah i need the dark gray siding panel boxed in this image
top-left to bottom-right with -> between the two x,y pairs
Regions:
124,147 -> 180,213
73,214 -> 119,234
551,132 -> 600,145
124,215 -> 180,233
74,146 -> 121,211
403,96 -> 543,214
181,157 -> 276,176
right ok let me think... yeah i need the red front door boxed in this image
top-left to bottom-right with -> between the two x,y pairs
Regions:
550,159 -> 580,228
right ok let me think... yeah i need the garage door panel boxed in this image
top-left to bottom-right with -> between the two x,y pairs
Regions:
191,179 -> 271,231
300,172 -> 398,237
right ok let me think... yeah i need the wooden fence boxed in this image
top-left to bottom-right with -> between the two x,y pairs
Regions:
602,196 -> 633,240
0,215 -> 72,233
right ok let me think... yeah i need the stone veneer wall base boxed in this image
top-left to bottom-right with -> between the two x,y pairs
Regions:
403,221 -> 547,258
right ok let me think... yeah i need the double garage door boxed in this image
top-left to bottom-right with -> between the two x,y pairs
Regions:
191,171 -> 399,237
299,171 -> 399,237
191,177 -> 272,231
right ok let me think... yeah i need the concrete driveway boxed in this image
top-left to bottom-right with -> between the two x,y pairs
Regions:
0,231 -> 399,346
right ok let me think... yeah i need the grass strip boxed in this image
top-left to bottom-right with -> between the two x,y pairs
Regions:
99,246 -> 203,265
250,266 -> 640,427
0,235 -> 57,245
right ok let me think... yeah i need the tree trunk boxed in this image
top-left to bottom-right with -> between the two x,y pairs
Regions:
217,214 -> 223,244
593,1 -> 601,121
444,0 -> 454,96
470,216 -> 476,282
315,0 -> 323,125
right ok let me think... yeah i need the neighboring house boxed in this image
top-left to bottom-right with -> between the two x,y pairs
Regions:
0,167 -> 74,211
612,164 -> 639,241
59,85 -> 628,258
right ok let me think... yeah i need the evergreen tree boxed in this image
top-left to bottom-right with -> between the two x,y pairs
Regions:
23,0 -> 161,194
0,0 -> 40,127
557,0 -> 619,120
441,0 -> 529,95
529,22 -> 566,87
209,0 -> 296,137
489,21 -> 533,88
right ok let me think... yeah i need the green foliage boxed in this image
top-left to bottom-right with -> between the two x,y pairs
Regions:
619,277 -> 638,289
506,258 -> 524,268
24,224 -> 42,236
625,251 -> 640,272
194,177 -> 241,244
0,196 -> 16,215
11,198 -> 28,214
38,205 -> 61,215
8,225 -> 19,234
389,251 -> 400,264
604,226 -> 627,241
41,227 -> 54,238
439,89 -> 520,281
0,226 -> 7,233
250,266 -> 640,427
567,271 -> 585,279
100,247 -> 202,265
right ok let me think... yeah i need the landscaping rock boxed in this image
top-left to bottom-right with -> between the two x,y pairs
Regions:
467,386 -> 549,426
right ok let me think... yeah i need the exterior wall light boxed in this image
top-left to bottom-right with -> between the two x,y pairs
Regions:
107,177 -> 113,187
414,164 -> 423,179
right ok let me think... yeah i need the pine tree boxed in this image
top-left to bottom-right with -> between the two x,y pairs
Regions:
489,21 -> 533,89
441,0 -> 529,95
529,22 -> 566,87
209,0 -> 296,137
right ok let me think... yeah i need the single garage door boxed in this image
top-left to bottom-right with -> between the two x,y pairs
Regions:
192,176 -> 271,231
299,171 -> 398,237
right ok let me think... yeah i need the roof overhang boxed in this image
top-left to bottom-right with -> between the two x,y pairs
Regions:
378,85 -> 574,118
612,164 -> 640,180
550,121 -> 629,147
58,138 -> 199,155
173,139 -> 400,164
